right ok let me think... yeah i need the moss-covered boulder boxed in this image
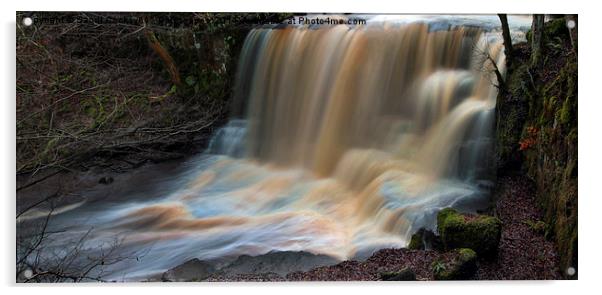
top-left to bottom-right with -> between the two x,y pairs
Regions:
408,228 -> 442,250
380,268 -> 416,281
432,248 -> 477,280
437,208 -> 502,258
408,232 -> 424,250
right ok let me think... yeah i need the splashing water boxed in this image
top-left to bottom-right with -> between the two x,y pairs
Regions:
29,15 -> 532,281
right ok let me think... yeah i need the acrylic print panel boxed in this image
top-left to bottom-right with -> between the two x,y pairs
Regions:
15,12 -> 577,282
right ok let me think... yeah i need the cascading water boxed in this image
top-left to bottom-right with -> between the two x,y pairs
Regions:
26,15 -> 531,281
209,20 -> 505,244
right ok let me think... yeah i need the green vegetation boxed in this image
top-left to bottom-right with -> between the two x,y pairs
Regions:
437,208 -> 502,258
408,232 -> 424,250
524,220 -> 548,235
495,17 -> 577,277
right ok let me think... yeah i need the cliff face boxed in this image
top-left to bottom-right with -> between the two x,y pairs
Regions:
495,18 -> 577,277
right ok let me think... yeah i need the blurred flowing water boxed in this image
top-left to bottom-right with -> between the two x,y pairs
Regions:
25,15 -> 532,281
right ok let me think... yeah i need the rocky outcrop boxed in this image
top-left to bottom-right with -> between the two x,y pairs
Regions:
161,258 -> 216,282
162,251 -> 339,281
495,17 -> 577,277
219,251 -> 339,277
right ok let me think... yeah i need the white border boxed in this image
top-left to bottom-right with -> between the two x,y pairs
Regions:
2,1 -> 598,295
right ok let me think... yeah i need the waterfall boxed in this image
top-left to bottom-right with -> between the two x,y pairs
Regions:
201,20 -> 504,256
206,119 -> 247,157
37,16 -> 521,280
224,22 -> 502,180
221,22 -> 503,186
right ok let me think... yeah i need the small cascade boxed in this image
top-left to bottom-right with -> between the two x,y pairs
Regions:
206,119 -> 248,157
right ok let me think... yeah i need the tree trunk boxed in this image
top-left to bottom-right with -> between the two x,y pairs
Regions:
531,14 -> 545,68
145,29 -> 182,87
498,14 -> 513,67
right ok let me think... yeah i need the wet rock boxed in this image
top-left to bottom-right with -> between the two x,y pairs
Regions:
380,267 -> 416,281
220,251 -> 339,276
408,228 -> 442,251
408,231 -> 424,250
432,248 -> 477,280
98,176 -> 114,185
437,208 -> 502,258
161,258 -> 216,282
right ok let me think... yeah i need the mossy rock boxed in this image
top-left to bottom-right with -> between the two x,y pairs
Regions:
437,208 -> 502,258
408,232 -> 424,250
432,248 -> 477,280
380,268 -> 416,281
495,63 -> 531,172
408,228 -> 443,250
